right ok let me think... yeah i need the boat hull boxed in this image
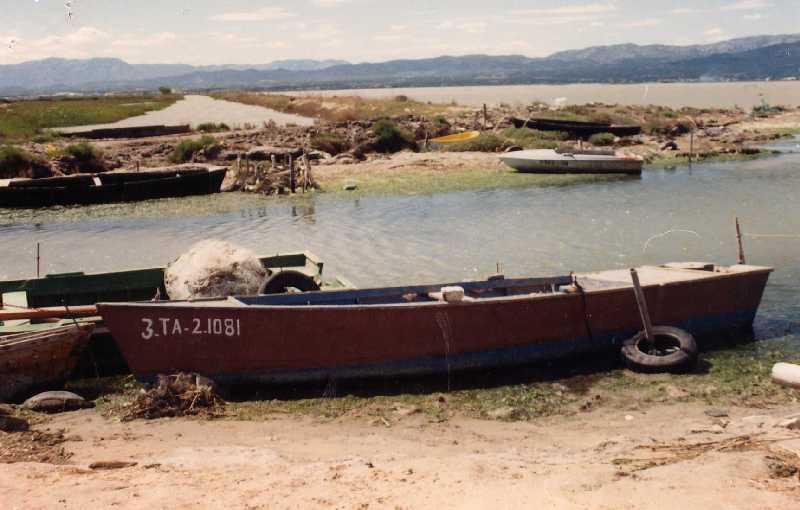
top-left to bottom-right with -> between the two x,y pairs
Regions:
98,265 -> 771,384
0,167 -> 227,209
510,117 -> 642,138
500,150 -> 643,175
0,324 -> 93,402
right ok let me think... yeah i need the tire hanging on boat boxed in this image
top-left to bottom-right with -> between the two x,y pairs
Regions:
620,326 -> 698,373
258,270 -> 321,295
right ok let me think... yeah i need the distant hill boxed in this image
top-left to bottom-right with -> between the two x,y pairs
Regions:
1,34 -> 798,95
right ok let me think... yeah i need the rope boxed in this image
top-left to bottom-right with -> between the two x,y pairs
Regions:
642,229 -> 701,254
744,233 -> 800,239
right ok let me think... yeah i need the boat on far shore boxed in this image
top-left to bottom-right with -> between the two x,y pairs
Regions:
510,117 -> 642,138
500,148 -> 644,175
0,164 -> 228,209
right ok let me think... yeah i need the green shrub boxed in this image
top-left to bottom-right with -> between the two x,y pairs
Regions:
502,128 -> 569,149
0,145 -> 34,178
310,132 -> 350,156
169,135 -> 219,163
442,133 -> 508,152
589,132 -> 615,146
196,122 -> 230,133
372,119 -> 417,153
64,142 -> 106,172
394,95 -> 409,102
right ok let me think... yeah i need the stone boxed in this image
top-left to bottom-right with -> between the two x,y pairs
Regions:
22,391 -> 94,414
704,408 -> 729,418
393,405 -> 422,417
777,417 -> 800,430
488,407 -> 528,421
0,415 -> 29,432
0,404 -> 15,416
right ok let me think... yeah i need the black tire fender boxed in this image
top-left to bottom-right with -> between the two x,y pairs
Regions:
258,270 -> 321,295
621,326 -> 698,373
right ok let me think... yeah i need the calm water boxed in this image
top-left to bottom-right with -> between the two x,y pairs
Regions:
296,81 -> 800,109
1,144 -> 798,352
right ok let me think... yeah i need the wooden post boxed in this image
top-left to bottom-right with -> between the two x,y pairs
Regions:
630,268 -> 655,343
735,217 -> 746,265
483,103 -> 488,130
36,242 -> 40,278
689,131 -> 694,165
303,153 -> 312,192
289,154 -> 295,194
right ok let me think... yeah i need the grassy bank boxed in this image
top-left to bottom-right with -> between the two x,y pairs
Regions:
211,91 -> 461,122
74,341 -> 799,424
0,94 -> 181,141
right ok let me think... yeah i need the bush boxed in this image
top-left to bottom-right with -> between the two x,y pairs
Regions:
394,95 -> 409,102
64,142 -> 106,172
589,132 -> 615,146
159,86 -> 173,95
196,122 -> 230,133
0,145 -> 34,178
502,128 -> 569,149
442,133 -> 509,152
310,132 -> 350,156
169,136 -> 219,163
372,119 -> 417,153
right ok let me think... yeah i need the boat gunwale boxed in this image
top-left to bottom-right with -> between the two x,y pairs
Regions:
96,265 -> 774,312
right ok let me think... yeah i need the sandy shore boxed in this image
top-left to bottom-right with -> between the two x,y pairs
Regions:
2,402 -> 798,509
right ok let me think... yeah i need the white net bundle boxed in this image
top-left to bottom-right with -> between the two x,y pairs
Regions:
164,240 -> 267,300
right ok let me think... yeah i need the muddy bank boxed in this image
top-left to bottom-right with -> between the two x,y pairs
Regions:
1,401 -> 798,509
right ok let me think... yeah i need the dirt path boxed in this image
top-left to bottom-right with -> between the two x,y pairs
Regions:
2,403 -> 798,509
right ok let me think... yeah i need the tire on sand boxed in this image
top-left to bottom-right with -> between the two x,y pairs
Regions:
259,270 -> 321,295
621,326 -> 698,373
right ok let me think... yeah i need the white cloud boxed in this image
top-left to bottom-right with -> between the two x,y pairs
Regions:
721,0 -> 772,11
621,19 -> 661,28
210,7 -> 296,22
743,13 -> 766,20
513,2 -> 618,15
311,0 -> 352,5
704,26 -> 728,42
112,32 -> 177,49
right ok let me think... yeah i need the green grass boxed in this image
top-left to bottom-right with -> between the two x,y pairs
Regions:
0,145 -> 38,179
169,135 -> 219,163
311,131 -> 351,155
501,127 -> 571,149
64,142 -> 105,172
0,94 -> 181,142
440,133 -> 509,152
371,119 -> 417,153
196,122 -> 230,133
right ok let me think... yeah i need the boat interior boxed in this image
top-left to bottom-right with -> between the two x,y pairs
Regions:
5,167 -> 219,189
233,275 -> 575,307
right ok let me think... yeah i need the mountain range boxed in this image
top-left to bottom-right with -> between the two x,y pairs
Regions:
1,34 -> 798,96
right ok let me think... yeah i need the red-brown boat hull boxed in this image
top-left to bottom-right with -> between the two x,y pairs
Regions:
98,265 -> 771,384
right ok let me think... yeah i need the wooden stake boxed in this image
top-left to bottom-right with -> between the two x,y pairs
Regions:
303,153 -> 312,192
36,242 -> 40,278
689,131 -> 694,165
289,155 -> 295,194
483,103 -> 488,130
630,268 -> 655,343
735,216 -> 746,265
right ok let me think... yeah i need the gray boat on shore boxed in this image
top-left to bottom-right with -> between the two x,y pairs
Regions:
500,149 -> 644,175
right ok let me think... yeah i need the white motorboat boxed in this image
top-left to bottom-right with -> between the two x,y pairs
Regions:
500,149 -> 643,174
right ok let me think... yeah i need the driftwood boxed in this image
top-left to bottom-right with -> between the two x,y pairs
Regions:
230,148 -> 317,195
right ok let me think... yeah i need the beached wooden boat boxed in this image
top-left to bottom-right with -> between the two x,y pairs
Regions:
500,149 -> 644,174
98,263 -> 771,384
0,165 -> 227,208
0,323 -> 94,402
510,117 -> 642,138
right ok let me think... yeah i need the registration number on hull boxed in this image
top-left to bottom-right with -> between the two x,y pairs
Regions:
141,317 -> 241,340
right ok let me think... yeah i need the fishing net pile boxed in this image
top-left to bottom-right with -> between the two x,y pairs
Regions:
164,239 -> 266,300
120,373 -> 224,421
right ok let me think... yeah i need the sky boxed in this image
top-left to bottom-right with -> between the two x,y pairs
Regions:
1,0 -> 798,65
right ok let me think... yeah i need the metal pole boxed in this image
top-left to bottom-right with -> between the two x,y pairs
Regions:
630,268 -> 655,343
735,217 -> 746,265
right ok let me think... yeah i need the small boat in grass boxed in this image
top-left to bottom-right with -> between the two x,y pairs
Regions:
500,149 -> 643,174
98,262 -> 771,385
0,323 -> 94,402
0,164 -> 228,208
510,117 -> 642,138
